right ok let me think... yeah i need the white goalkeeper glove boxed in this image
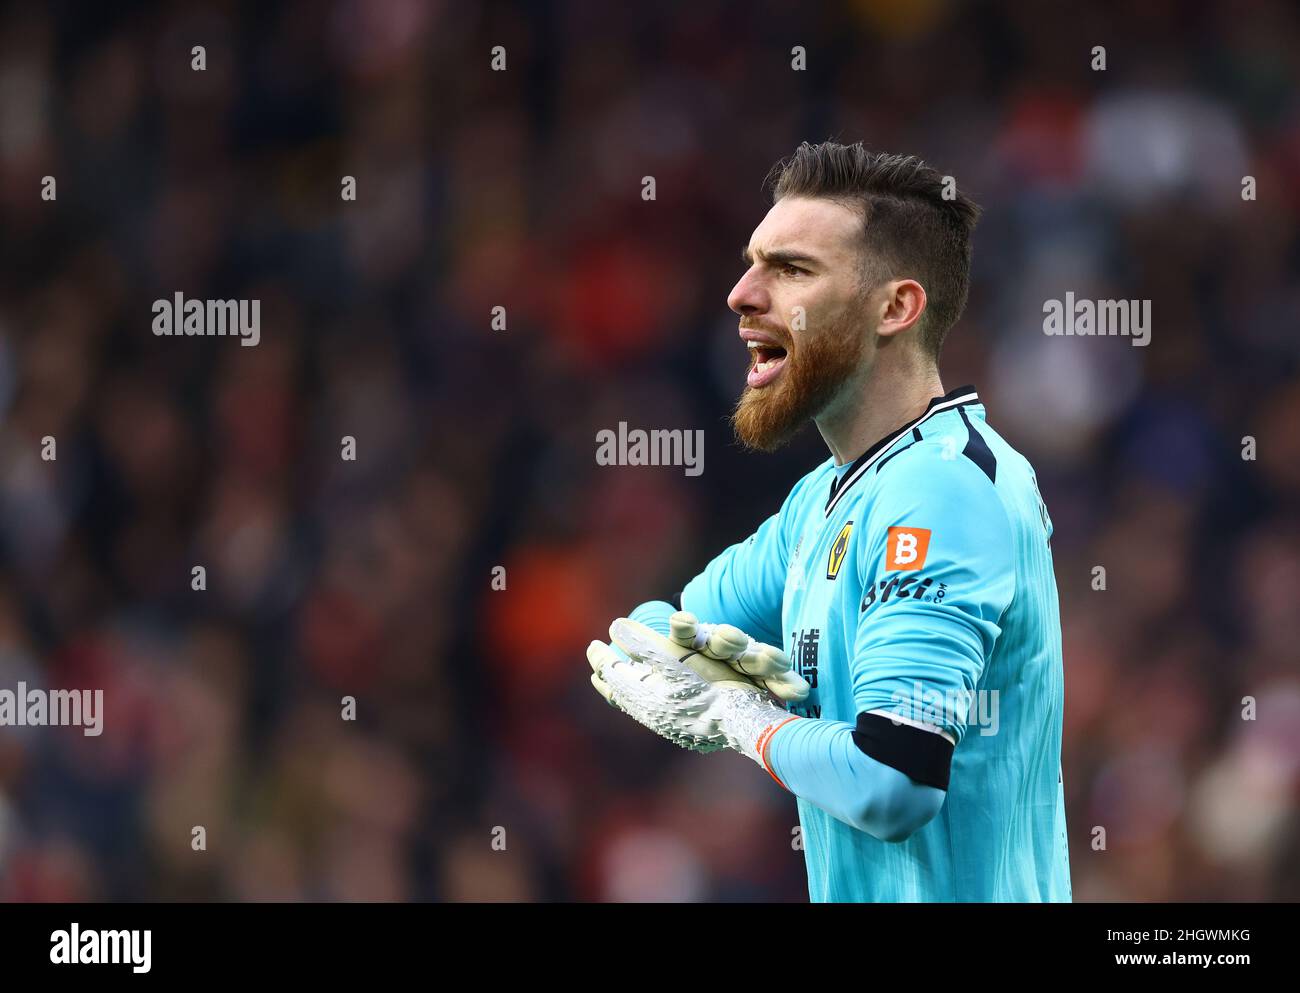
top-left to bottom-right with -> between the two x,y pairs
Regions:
587,615 -> 798,764
666,611 -> 809,704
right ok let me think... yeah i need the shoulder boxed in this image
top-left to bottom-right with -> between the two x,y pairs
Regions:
866,431 -> 1008,526
881,433 -> 996,492
849,432 -> 1015,579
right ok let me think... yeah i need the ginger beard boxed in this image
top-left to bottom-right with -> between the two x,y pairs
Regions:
732,312 -> 871,452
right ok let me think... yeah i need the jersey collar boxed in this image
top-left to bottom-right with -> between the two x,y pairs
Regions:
824,385 -> 981,517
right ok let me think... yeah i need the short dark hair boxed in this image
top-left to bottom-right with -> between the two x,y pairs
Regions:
764,141 -> 981,358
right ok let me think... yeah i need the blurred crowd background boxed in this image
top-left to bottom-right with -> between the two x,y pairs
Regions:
0,0 -> 1297,902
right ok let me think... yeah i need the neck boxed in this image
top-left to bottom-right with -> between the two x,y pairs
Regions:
816,356 -> 945,466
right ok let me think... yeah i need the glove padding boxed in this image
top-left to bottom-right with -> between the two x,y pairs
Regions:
588,617 -> 766,752
667,611 -> 810,704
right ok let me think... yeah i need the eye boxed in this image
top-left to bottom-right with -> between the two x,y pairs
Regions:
780,263 -> 806,276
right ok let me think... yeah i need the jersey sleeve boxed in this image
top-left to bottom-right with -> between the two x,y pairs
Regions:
851,449 -> 1015,747
678,471 -> 817,648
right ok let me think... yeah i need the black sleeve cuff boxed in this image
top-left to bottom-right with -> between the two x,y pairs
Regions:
851,711 -> 954,791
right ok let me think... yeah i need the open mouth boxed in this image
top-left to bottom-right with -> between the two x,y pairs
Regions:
747,340 -> 789,388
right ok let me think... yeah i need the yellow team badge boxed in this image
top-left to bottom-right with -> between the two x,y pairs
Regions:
826,521 -> 853,580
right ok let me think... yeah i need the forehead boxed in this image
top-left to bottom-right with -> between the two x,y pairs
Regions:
747,196 -> 863,263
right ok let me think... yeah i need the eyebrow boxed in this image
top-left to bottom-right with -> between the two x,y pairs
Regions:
741,246 -> 820,268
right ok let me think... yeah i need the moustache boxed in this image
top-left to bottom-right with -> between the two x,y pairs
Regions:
738,326 -> 794,350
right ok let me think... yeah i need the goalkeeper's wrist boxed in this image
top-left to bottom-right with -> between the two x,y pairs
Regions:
715,687 -> 800,767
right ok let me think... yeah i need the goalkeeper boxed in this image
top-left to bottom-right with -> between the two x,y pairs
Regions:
587,142 -> 1071,902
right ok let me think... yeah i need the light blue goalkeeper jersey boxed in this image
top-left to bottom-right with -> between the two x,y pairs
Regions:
679,386 -> 1071,902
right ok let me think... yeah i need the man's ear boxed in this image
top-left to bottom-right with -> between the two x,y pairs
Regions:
876,279 -> 927,339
